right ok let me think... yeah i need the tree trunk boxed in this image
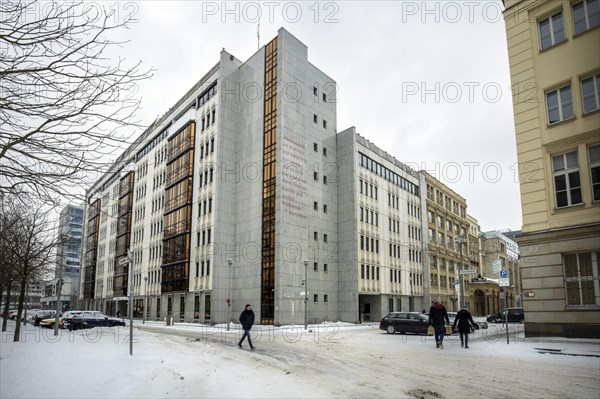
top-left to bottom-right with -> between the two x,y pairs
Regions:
13,274 -> 28,342
1,280 -> 12,332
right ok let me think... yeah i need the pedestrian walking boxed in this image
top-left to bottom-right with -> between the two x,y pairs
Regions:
452,307 -> 478,348
428,301 -> 450,349
238,304 -> 255,350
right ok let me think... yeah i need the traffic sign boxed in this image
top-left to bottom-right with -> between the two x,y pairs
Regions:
499,277 -> 510,287
460,269 -> 476,275
500,270 -> 507,278
119,257 -> 131,266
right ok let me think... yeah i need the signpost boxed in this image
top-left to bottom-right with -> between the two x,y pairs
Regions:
492,259 -> 502,274
460,269 -> 476,275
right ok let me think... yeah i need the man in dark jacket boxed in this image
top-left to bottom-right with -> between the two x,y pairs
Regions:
428,301 -> 450,349
453,307 -> 478,348
238,304 -> 255,350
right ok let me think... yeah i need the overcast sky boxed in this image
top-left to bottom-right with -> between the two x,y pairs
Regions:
107,0 -> 521,232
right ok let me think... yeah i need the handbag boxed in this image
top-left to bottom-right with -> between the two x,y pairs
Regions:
445,325 -> 453,335
427,325 -> 434,336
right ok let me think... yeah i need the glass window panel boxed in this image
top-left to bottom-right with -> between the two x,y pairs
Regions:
589,145 -> 600,163
566,281 -> 581,305
539,19 -> 552,49
592,166 -> 600,201
564,254 -> 579,277
570,186 -> 583,204
569,171 -> 581,188
547,91 -> 560,123
581,280 -> 595,304
560,86 -> 573,119
566,151 -> 578,168
552,154 -> 565,171
590,0 -> 600,27
579,253 -> 593,276
554,175 -> 567,191
553,13 -> 565,42
581,76 -> 598,112
573,2 -> 587,34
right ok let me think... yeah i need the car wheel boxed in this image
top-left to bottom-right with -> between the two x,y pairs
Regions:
386,325 -> 396,334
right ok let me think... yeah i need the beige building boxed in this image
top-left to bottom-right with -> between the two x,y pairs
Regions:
504,0 -> 600,337
424,173 -> 471,311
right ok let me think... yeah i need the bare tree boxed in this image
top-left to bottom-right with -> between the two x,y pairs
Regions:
0,0 -> 153,204
0,195 -> 20,331
0,193 -> 58,341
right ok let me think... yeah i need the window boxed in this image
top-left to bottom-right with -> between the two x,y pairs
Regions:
322,93 -> 327,102
552,150 -> 582,207
313,86 -> 317,96
589,145 -> 600,201
324,234 -> 328,243
314,262 -> 318,271
314,171 -> 318,181
314,142 -> 318,152
539,12 -> 565,50
313,114 -> 318,123
323,147 -> 327,157
314,294 -> 318,303
581,74 -> 600,113
324,294 -> 328,303
324,263 -> 328,272
323,120 -> 327,129
572,0 -> 600,35
314,231 -> 318,241
546,85 -> 574,124
564,252 -> 599,306
323,204 -> 328,214
323,176 -> 328,185
314,201 -> 318,211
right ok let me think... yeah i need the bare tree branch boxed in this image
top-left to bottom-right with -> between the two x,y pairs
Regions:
0,0 -> 153,205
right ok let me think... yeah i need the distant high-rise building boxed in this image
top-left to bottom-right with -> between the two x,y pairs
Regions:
504,0 -> 600,337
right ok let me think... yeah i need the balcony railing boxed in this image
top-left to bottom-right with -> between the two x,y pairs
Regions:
165,192 -> 189,214
163,220 -> 188,239
166,166 -> 190,187
167,138 -> 192,161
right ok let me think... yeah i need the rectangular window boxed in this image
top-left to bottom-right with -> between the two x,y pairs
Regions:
552,150 -> 583,207
581,74 -> 600,113
323,120 -> 327,129
589,144 -> 600,201
314,142 -> 318,152
314,171 -> 318,181
324,234 -> 328,243
564,252 -> 599,306
314,201 -> 318,211
323,204 -> 328,214
314,231 -> 318,241
323,176 -> 327,185
314,262 -> 318,271
313,114 -> 318,123
323,93 -> 327,102
314,294 -> 318,303
572,0 -> 600,35
324,294 -> 328,303
546,85 -> 574,124
313,86 -> 317,96
324,263 -> 328,272
539,12 -> 565,50
323,147 -> 327,157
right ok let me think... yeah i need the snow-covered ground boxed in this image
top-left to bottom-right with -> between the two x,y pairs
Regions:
1,318 -> 599,398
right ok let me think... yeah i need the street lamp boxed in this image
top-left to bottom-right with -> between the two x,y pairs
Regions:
303,260 -> 308,330
227,258 -> 232,331
456,235 -> 466,309
143,276 -> 148,324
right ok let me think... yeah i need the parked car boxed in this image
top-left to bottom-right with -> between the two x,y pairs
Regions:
40,311 -> 83,328
380,312 -> 430,335
8,309 -> 18,320
34,311 -> 58,326
65,311 -> 126,331
487,307 -> 524,323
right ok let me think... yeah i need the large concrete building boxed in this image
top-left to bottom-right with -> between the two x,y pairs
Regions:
504,0 -> 600,337
80,29 -> 432,325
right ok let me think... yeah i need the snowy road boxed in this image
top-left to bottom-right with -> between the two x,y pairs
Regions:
1,320 -> 599,398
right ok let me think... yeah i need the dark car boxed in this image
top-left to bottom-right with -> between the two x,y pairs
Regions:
65,311 -> 125,331
487,307 -> 524,323
380,312 -> 430,335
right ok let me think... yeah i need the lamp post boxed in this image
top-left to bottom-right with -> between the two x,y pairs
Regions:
456,235 -> 466,309
143,276 -> 148,324
227,258 -> 232,331
303,260 -> 308,330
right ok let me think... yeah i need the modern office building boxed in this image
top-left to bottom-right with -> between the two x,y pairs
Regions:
80,29 -> 433,325
41,204 -> 84,310
504,0 -> 600,337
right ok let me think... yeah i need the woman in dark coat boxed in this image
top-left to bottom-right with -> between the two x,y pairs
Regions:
453,307 -> 478,348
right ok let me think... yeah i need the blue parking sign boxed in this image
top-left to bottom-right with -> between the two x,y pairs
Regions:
500,270 -> 507,278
